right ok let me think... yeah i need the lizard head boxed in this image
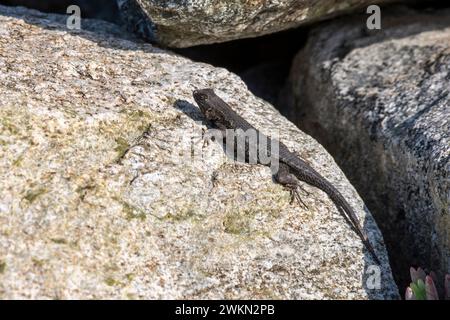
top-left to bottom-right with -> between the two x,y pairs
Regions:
193,89 -> 239,129
193,88 -> 222,122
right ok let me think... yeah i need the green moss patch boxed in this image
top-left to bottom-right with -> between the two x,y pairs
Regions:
24,187 -> 47,203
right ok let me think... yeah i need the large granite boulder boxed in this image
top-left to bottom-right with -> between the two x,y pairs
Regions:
287,6 -> 450,290
0,6 -> 398,299
117,0 -> 399,47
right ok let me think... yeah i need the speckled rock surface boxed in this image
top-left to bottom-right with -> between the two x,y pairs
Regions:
0,5 -> 398,299
287,6 -> 450,289
116,0 -> 398,47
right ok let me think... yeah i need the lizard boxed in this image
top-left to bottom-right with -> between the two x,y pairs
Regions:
192,88 -> 381,264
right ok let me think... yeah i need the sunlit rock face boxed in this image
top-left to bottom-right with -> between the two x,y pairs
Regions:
117,0 -> 398,47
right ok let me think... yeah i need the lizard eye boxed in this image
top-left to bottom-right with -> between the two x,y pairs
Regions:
197,93 -> 208,101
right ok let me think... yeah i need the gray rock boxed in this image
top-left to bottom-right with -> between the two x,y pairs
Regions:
117,0 -> 398,47
0,5 -> 398,299
0,0 -> 120,22
287,6 -> 450,290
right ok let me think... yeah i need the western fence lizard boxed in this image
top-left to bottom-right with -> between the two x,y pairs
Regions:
193,88 -> 380,264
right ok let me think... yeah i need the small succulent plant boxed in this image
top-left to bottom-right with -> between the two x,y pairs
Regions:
405,267 -> 450,300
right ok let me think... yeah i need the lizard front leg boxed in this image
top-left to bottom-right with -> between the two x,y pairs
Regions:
274,163 -> 309,209
200,126 -> 227,150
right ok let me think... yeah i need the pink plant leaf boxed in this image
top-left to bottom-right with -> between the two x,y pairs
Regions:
405,287 -> 416,300
416,267 -> 427,282
429,271 -> 438,283
410,267 -> 419,283
425,275 -> 439,300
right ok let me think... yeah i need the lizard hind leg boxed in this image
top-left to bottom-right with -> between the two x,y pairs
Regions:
275,163 -> 309,210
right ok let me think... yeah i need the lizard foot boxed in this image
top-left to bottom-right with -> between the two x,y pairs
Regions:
194,128 -> 214,150
275,163 -> 309,209
288,186 -> 309,210
201,128 -> 212,148
297,184 -> 311,197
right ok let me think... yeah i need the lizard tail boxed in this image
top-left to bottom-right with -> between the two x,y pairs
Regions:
335,197 -> 381,265
301,170 -> 381,264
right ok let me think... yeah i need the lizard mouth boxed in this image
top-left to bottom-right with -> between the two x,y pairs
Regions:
192,90 -> 202,102
193,88 -> 214,102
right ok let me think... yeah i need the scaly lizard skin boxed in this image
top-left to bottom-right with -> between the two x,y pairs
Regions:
193,88 -> 380,264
